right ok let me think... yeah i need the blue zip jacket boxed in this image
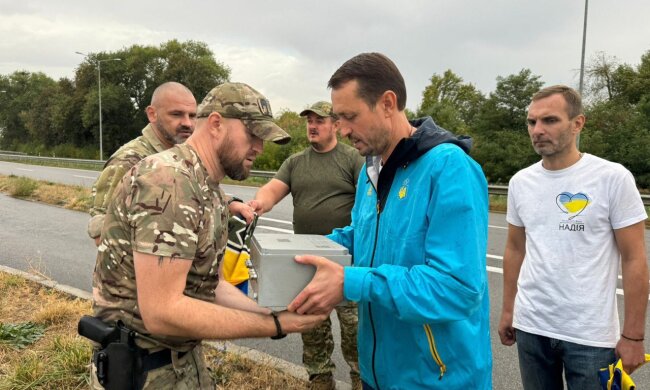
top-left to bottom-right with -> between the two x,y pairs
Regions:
328,117 -> 492,389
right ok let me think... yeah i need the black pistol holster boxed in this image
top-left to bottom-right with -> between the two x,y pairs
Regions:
78,315 -> 147,390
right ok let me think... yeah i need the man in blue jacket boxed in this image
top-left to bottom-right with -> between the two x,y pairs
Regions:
288,52 -> 492,389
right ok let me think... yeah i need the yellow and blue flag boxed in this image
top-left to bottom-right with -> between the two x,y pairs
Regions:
599,354 -> 650,390
223,214 -> 258,287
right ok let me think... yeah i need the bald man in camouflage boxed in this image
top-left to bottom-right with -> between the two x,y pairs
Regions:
91,82 -> 327,389
87,81 -> 255,246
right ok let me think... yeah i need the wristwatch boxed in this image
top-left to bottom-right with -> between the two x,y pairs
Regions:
270,311 -> 287,340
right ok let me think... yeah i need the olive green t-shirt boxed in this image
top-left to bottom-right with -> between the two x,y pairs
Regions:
275,142 -> 364,234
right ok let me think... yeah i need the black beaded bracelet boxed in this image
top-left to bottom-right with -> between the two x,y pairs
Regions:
227,196 -> 243,205
270,311 -> 287,340
621,333 -> 644,342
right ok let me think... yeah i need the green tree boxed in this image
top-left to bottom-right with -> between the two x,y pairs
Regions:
581,50 -> 650,188
0,71 -> 58,150
608,51 -> 650,105
50,78 -> 89,147
22,79 -> 59,146
81,83 -> 137,157
417,69 -> 484,134
157,40 -> 231,102
470,69 -> 544,183
583,100 -> 650,188
73,39 -> 231,157
254,110 -> 308,171
584,52 -> 620,101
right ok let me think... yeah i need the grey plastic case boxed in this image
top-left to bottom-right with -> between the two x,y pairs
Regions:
249,233 -> 351,309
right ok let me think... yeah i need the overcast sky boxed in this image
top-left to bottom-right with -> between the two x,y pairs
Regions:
1,0 -> 649,113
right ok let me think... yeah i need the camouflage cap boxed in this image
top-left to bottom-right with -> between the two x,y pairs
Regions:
299,101 -> 335,118
197,82 -> 291,145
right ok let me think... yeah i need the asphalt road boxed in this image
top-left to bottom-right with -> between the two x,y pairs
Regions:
1,161 -> 649,388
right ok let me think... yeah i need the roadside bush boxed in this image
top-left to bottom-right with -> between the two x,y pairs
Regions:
5,176 -> 38,197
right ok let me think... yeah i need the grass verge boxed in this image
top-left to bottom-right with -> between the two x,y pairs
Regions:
0,174 -> 267,214
0,175 -> 92,212
0,271 -> 307,389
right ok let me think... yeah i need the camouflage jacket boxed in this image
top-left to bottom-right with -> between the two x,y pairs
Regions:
92,143 -> 229,351
87,124 -> 168,239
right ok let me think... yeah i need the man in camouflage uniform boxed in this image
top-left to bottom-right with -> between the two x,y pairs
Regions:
250,101 -> 363,390
87,81 -> 197,245
91,82 -> 328,389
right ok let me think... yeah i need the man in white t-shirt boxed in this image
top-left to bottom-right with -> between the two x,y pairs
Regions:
498,85 -> 648,389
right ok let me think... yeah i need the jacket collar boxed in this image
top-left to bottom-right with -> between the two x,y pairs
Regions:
142,124 -> 169,154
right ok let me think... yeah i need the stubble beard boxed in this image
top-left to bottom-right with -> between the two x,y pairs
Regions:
532,126 -> 574,158
219,136 -> 250,181
360,125 -> 391,157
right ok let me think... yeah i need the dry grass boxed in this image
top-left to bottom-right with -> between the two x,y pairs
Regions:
0,272 -> 92,390
489,194 -> 507,214
0,271 -> 308,389
0,175 -> 38,198
0,175 -> 92,212
207,347 -> 307,390
33,181 -> 92,212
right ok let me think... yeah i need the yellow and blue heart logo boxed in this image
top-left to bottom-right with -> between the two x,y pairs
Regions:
556,192 -> 590,220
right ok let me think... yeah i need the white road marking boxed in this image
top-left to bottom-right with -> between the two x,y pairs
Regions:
489,224 -> 507,230
259,216 -> 292,225
73,175 -> 96,179
487,265 -> 503,274
16,168 -> 34,172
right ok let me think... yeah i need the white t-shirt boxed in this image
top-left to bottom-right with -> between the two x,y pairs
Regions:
507,153 -> 647,348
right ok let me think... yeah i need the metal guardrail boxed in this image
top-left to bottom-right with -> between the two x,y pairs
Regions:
488,185 -> 508,196
0,153 -> 105,170
0,150 -> 27,156
0,153 -> 648,206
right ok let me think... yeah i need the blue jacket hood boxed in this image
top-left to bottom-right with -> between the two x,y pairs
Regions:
369,116 -> 473,212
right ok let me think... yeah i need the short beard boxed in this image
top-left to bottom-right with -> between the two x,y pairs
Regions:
219,135 -> 250,181
157,120 -> 189,145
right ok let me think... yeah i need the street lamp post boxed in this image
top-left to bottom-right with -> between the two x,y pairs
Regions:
578,0 -> 589,97
75,52 -> 121,160
577,0 -> 589,149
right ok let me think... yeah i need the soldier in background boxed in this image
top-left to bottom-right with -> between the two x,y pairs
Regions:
86,81 -> 255,247
250,101 -> 363,390
91,82 -> 327,389
87,82 -> 197,245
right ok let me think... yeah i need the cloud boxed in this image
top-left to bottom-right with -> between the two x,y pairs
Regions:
1,0 -> 649,112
